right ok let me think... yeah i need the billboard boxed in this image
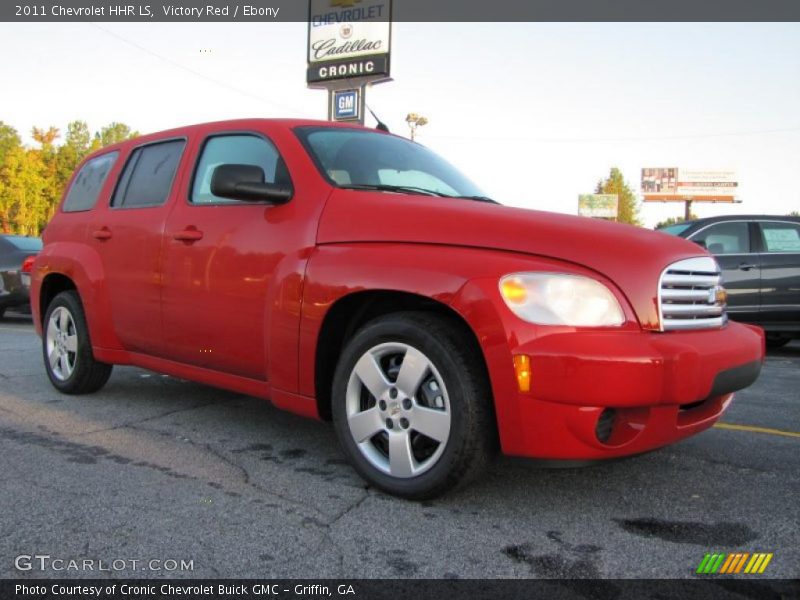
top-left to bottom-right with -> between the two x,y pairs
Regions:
307,0 -> 392,86
642,168 -> 738,202
578,194 -> 618,219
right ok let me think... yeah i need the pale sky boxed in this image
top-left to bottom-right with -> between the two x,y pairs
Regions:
1,22 -> 799,227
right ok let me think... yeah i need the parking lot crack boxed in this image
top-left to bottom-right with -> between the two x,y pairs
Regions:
129,424 -> 332,520
327,489 -> 370,527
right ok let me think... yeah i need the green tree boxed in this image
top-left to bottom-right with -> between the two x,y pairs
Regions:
789,210 -> 799,217
56,120 -> 92,196
0,121 -> 21,166
31,126 -> 62,228
0,120 -> 138,235
0,122 -> 23,232
654,214 -> 698,230
595,168 -> 641,226
94,122 -> 137,147
0,145 -> 49,235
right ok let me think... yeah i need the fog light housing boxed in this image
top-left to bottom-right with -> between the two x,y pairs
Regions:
595,408 -> 616,443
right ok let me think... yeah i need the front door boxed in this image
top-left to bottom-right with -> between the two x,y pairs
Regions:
159,132 -> 294,380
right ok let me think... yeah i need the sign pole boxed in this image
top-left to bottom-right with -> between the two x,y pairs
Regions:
358,84 -> 366,126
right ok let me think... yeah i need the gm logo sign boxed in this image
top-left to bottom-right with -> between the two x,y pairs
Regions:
333,89 -> 359,121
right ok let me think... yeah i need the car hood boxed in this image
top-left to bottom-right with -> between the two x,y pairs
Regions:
317,190 -> 710,329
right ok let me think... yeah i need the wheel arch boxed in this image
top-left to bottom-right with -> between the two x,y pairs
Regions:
32,242 -> 121,351
314,289 -> 489,422
39,273 -> 77,326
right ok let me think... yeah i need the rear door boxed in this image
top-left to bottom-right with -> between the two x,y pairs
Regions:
89,138 -> 188,354
688,220 -> 760,321
159,131 -> 294,380
754,219 -> 800,325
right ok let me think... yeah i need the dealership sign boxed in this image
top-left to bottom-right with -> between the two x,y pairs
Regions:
578,194 -> 618,219
641,168 -> 738,202
307,0 -> 392,85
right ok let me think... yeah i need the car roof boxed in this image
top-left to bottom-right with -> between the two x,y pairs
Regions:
676,214 -> 800,229
93,118 -> 377,157
77,118 -> 399,168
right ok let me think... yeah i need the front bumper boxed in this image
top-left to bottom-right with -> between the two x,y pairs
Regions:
501,322 -> 764,459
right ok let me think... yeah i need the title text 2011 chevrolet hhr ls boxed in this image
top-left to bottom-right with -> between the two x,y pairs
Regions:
31,119 -> 764,498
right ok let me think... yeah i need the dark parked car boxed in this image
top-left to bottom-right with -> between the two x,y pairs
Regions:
0,234 -> 42,319
659,215 -> 800,347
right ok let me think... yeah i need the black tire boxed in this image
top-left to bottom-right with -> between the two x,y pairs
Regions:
766,336 -> 792,349
0,307 -> 5,320
331,311 -> 497,499
42,290 -> 112,394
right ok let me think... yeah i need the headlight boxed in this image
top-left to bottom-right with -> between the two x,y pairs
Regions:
499,272 -> 625,327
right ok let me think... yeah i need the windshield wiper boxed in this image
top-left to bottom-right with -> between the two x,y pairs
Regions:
456,195 -> 499,204
339,184 -> 450,197
340,184 -> 499,204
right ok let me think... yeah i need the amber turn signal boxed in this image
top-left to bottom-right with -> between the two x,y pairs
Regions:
513,354 -> 531,393
500,277 -> 528,304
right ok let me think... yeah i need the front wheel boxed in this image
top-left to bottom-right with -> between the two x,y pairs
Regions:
332,312 -> 496,499
43,291 -> 113,394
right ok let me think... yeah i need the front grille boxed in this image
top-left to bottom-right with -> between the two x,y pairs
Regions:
658,257 -> 728,331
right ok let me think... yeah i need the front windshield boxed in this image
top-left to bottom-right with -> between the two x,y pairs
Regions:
295,126 -> 487,199
658,223 -> 693,236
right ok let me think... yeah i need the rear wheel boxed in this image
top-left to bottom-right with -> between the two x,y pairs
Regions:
332,312 -> 496,499
43,291 -> 112,394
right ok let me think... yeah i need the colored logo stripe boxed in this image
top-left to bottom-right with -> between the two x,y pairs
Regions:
697,553 -> 773,574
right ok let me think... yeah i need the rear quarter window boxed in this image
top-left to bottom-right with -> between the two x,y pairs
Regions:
62,152 -> 119,212
760,222 -> 800,252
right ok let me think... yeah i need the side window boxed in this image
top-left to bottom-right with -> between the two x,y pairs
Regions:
191,135 -> 287,204
759,222 -> 800,253
63,152 -> 118,212
692,222 -> 750,254
112,140 -> 185,208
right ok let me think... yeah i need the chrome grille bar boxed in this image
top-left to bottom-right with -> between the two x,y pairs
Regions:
658,256 -> 728,332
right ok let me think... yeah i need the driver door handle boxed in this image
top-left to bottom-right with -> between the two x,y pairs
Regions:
92,227 -> 112,241
173,228 -> 204,243
738,263 -> 757,271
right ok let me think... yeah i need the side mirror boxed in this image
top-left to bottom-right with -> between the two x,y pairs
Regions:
692,239 -> 707,249
210,164 -> 292,204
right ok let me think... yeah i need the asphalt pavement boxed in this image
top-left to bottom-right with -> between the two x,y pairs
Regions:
0,312 -> 798,580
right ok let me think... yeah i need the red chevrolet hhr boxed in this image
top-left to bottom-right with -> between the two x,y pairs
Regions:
30,119 -> 764,498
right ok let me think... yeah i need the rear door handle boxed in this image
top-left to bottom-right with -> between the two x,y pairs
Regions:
92,227 -> 112,241
738,263 -> 757,271
173,228 -> 204,242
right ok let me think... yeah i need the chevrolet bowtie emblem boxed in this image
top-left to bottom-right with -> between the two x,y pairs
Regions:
331,0 -> 362,7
